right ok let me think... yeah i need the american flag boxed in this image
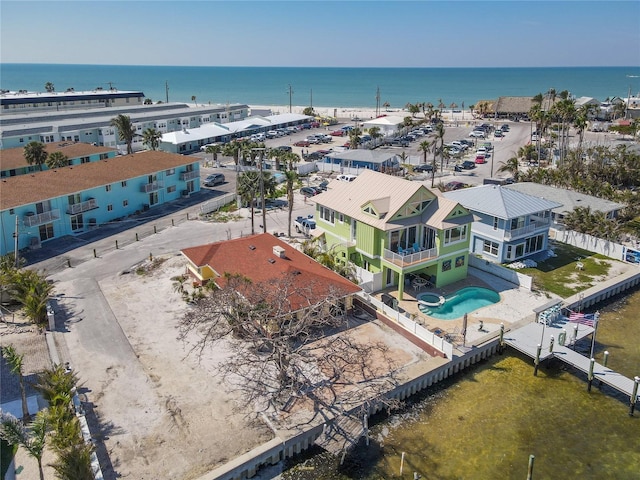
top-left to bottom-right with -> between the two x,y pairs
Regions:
568,312 -> 596,327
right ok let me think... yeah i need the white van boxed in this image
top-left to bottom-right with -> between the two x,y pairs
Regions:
337,174 -> 357,183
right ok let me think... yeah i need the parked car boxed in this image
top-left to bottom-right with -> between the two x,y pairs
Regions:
475,155 -> 487,164
317,180 -> 329,191
414,164 -> 434,173
276,145 -> 292,152
445,181 -> 466,191
266,130 -> 279,138
469,130 -> 486,138
300,186 -> 319,197
460,160 -> 476,169
294,140 -> 311,147
494,130 -> 503,138
203,173 -> 225,187
331,130 -> 345,136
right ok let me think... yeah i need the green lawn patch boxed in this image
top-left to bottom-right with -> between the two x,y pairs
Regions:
511,243 -> 612,298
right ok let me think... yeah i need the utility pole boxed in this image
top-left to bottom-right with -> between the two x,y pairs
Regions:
310,88 -> 313,110
375,86 -> 380,118
166,81 -> 169,103
253,148 -> 267,233
286,84 -> 294,113
14,215 -> 19,268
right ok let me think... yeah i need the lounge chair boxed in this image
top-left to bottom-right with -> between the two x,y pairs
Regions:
413,242 -> 421,252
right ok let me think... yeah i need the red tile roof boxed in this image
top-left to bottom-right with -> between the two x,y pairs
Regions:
0,142 -> 117,171
181,233 -> 361,313
0,150 -> 196,210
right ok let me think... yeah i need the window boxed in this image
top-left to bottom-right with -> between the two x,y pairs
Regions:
121,181 -> 127,187
338,213 -> 344,223
99,153 -> 109,160
80,156 -> 90,164
123,199 -> 128,207
482,240 -> 499,256
493,217 -> 499,230
319,206 -> 335,224
167,185 -> 176,193
166,168 -> 175,176
70,214 -> 84,231
149,192 -> 159,205
68,193 -> 81,205
107,204 -> 113,212
39,223 -> 54,241
105,184 -> 112,192
444,225 -> 467,245
510,216 -> 525,230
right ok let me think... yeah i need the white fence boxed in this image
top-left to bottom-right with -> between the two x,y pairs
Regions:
355,266 -> 383,293
551,227 -> 626,261
199,193 -> 237,215
468,255 -> 533,290
357,292 -> 454,358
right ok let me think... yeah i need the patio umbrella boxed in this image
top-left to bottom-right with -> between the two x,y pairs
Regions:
462,313 -> 468,346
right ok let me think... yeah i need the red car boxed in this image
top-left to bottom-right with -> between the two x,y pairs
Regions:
475,155 -> 486,164
331,130 -> 345,136
294,140 -> 311,147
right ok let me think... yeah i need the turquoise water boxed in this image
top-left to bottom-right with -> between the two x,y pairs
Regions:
2,64 -> 638,108
418,286 -> 500,320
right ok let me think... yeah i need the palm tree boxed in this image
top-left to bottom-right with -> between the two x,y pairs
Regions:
382,101 -> 390,111
44,82 -> 55,93
10,269 -> 54,327
46,151 -> 69,169
222,141 -> 242,167
49,442 -> 95,480
407,103 -> 420,117
497,156 -> 521,182
191,95 -> 197,106
0,410 -> 48,480
142,128 -> 162,151
348,127 -> 362,149
205,143 -> 222,166
283,152 -> 300,237
110,114 -> 136,154
368,126 -> 382,146
24,141 -> 48,171
433,122 -> 446,172
2,345 -> 30,421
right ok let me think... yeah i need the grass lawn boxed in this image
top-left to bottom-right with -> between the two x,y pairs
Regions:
513,242 -> 612,298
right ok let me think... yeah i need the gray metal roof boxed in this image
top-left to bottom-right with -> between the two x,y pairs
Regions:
325,149 -> 397,164
443,184 -> 561,219
504,182 -> 625,215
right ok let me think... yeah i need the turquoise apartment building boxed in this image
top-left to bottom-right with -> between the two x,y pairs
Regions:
0,150 -> 200,256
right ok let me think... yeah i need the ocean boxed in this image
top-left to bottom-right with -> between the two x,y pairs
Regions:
2,64 -> 639,109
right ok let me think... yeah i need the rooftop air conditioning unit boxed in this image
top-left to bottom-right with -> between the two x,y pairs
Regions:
272,246 -> 286,258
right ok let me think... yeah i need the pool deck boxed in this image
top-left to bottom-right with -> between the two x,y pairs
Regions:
372,267 -> 561,350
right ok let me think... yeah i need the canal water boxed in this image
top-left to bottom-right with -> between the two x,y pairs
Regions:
282,289 -> 640,479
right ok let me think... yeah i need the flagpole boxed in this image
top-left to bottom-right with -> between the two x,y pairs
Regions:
589,311 -> 600,359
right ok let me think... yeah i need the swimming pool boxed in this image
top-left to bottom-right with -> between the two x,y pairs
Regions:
418,287 -> 500,320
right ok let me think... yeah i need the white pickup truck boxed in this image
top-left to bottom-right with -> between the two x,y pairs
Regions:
295,215 -> 316,234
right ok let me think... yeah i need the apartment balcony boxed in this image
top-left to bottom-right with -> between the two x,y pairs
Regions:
66,198 -> 98,215
141,181 -> 164,193
180,170 -> 199,181
23,209 -> 61,227
383,246 -> 438,268
504,218 -> 550,240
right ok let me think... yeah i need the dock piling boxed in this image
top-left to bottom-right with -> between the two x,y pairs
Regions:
630,377 -> 639,416
533,345 -> 542,376
587,358 -> 595,392
400,452 -> 405,475
527,454 -> 535,480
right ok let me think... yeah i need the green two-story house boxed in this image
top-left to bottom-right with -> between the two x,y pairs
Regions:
311,170 -> 474,300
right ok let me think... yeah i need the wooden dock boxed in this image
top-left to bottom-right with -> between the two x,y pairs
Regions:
504,319 -> 639,402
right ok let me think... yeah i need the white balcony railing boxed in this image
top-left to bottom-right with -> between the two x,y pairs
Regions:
180,170 -> 199,181
504,219 -> 550,240
141,181 -> 164,193
383,247 -> 438,268
66,198 -> 98,215
23,209 -> 61,227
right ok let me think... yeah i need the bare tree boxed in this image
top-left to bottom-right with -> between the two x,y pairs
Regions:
178,274 -> 400,421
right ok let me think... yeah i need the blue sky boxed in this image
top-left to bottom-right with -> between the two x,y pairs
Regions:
2,1 -> 639,67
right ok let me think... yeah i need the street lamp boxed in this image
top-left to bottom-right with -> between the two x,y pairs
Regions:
286,84 -> 294,113
252,148 -> 267,233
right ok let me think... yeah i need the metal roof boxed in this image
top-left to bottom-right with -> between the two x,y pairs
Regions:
325,149 -> 397,164
504,182 -> 625,215
443,184 -> 562,219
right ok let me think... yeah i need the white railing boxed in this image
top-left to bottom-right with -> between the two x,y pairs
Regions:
140,181 -> 164,193
180,170 -> 199,181
505,219 -> 550,240
357,292 -> 453,358
23,209 -> 60,227
66,198 -> 97,215
383,247 -> 437,267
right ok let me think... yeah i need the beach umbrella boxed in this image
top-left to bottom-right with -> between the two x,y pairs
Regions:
462,313 -> 468,346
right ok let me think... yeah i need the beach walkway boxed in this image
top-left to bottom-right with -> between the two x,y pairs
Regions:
504,319 -> 640,403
